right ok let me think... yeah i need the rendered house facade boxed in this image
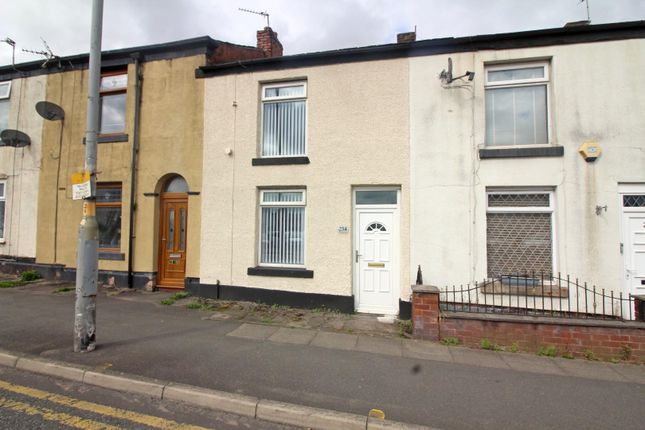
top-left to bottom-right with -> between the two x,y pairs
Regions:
194,57 -> 410,314
409,22 -> 645,311
0,75 -> 46,262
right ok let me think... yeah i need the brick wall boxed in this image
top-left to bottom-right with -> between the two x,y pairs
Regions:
208,43 -> 266,64
411,285 -> 645,362
635,296 -> 644,322
256,27 -> 283,57
441,314 -> 645,362
412,285 -> 441,341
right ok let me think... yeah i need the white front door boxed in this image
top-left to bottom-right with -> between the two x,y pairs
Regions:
621,193 -> 645,297
355,210 -> 398,314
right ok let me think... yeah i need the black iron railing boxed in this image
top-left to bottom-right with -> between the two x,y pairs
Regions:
440,273 -> 635,321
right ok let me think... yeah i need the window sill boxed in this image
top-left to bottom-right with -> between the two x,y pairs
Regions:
99,252 -> 125,261
252,156 -> 310,166
479,146 -> 564,159
83,134 -> 129,144
247,266 -> 314,278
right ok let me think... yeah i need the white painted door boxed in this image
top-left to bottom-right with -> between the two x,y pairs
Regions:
622,201 -> 645,297
355,211 -> 397,314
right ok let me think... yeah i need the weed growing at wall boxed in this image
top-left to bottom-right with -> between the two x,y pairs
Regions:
441,337 -> 460,346
537,345 -> 557,357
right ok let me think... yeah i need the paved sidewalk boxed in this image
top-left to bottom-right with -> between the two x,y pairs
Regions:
1,283 -> 644,430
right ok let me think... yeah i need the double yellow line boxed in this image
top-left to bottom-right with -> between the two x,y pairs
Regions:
0,379 -> 210,430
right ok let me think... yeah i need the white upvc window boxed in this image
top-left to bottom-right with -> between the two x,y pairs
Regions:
259,189 -> 306,267
486,189 -> 555,278
485,62 -> 549,146
261,82 -> 307,157
0,181 -> 6,241
0,81 -> 11,132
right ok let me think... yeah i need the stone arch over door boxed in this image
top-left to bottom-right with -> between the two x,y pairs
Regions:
157,174 -> 189,288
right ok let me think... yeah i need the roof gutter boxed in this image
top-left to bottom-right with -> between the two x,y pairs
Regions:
196,20 -> 645,78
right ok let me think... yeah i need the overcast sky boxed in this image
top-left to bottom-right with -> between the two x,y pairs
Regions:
1,0 -> 644,67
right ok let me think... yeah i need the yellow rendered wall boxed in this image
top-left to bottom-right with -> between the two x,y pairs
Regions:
37,55 -> 204,279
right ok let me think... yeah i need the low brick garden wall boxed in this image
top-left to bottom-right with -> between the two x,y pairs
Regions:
412,285 -> 645,362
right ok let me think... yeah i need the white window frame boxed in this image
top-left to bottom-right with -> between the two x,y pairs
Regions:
484,61 -> 551,147
260,81 -> 308,158
258,189 -> 306,268
0,81 -> 11,99
0,180 -> 6,241
485,189 -> 557,276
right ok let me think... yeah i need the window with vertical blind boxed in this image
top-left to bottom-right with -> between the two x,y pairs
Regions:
261,82 -> 307,157
259,190 -> 305,266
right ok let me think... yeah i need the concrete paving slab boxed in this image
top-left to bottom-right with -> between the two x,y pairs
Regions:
163,383 -> 259,417
401,340 -> 452,362
226,323 -> 279,340
16,357 -> 85,382
356,335 -> 403,357
0,351 -> 18,367
449,348 -> 509,369
607,363 -> 645,385
267,327 -> 317,345
310,331 -> 358,350
550,359 -> 631,383
498,352 -> 566,376
256,399 -> 366,430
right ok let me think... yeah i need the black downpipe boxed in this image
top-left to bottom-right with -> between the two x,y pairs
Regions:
127,53 -> 143,288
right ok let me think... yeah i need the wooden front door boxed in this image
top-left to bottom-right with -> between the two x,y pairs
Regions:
158,193 -> 188,287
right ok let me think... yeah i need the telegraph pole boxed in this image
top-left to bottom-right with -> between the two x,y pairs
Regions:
74,0 -> 103,353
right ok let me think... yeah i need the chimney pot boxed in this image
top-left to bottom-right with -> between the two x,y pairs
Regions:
397,31 -> 416,43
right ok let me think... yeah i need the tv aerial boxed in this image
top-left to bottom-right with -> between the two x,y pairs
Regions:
439,57 -> 474,84
239,8 -> 270,27
22,37 -> 61,68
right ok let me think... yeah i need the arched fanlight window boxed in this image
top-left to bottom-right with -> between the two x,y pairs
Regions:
163,176 -> 188,193
366,222 -> 386,232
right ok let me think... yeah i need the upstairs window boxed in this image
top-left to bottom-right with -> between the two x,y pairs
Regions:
259,190 -> 305,266
96,183 -> 122,251
99,70 -> 127,134
485,63 -> 549,146
261,82 -> 307,157
0,81 -> 11,133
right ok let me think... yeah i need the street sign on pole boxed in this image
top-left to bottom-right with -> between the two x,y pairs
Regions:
71,171 -> 91,200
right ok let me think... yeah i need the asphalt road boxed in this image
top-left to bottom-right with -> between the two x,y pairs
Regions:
1,286 -> 644,429
0,366 -> 299,430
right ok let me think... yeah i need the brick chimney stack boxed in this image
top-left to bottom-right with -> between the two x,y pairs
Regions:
397,31 -> 416,43
257,27 -> 283,57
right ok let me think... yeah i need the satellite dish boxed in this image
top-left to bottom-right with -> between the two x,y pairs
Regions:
36,101 -> 65,121
0,129 -> 31,147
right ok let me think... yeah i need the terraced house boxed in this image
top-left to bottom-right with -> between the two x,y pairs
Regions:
0,21 -> 643,319
0,27 -> 284,288
191,21 -> 645,317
